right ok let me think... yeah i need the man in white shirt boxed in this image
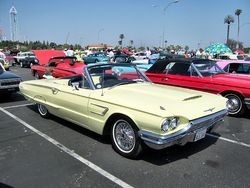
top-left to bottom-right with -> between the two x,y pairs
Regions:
66,47 -> 74,56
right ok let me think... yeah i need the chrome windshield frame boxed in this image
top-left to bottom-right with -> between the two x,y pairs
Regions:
84,63 -> 151,90
192,61 -> 226,77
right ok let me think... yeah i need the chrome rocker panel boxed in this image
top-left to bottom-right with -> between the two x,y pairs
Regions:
244,98 -> 250,109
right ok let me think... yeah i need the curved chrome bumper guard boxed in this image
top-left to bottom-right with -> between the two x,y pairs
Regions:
138,109 -> 228,150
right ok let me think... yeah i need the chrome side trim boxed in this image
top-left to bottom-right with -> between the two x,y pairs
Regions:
89,103 -> 109,116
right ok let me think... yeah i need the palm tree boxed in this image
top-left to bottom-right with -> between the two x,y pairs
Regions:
224,15 -> 234,45
235,9 -> 242,49
130,40 -> 134,46
119,34 -> 125,47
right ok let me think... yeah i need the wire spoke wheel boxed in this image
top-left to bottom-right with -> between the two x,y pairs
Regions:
111,117 -> 143,158
113,120 -> 135,152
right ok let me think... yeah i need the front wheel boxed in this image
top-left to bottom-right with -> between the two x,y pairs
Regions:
37,104 -> 50,118
34,72 -> 40,80
111,117 -> 143,159
224,93 -> 245,116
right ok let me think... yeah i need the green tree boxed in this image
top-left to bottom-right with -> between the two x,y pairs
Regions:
224,15 -> 234,45
130,40 -> 134,47
235,9 -> 242,49
184,45 -> 189,51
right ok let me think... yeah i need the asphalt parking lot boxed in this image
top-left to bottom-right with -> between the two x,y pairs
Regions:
1,66 -> 250,188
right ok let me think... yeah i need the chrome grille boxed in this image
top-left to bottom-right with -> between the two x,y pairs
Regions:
0,79 -> 21,87
190,110 -> 227,131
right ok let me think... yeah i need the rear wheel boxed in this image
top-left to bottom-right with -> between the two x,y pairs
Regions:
224,93 -> 245,116
37,104 -> 50,118
111,117 -> 143,159
34,72 -> 40,79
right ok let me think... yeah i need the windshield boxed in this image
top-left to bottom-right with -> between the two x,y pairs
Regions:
193,60 -> 226,77
86,64 -> 149,89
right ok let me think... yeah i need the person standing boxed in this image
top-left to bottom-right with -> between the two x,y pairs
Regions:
66,47 -> 74,56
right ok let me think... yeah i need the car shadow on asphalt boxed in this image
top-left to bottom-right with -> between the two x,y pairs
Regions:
241,109 -> 250,119
27,105 -> 110,145
26,105 -> 231,165
0,92 -> 26,103
0,183 -> 14,188
140,135 -> 219,165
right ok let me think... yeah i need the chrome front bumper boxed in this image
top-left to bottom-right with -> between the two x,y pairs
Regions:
138,109 -> 228,150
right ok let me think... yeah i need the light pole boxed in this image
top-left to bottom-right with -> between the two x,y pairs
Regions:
153,0 -> 179,49
237,22 -> 250,49
162,0 -> 179,49
97,28 -> 104,43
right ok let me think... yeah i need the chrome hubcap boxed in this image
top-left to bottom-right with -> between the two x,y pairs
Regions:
113,120 -> 135,153
35,73 -> 39,80
38,104 -> 47,115
226,95 -> 241,114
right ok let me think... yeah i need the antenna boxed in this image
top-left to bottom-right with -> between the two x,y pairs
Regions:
101,70 -> 105,96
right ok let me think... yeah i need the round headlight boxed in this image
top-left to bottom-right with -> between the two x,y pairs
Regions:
161,117 -> 179,132
161,119 -> 170,132
169,117 -> 179,129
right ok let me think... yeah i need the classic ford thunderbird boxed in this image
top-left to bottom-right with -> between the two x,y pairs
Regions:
20,63 -> 227,158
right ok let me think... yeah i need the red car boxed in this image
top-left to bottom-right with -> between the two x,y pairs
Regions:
31,50 -> 85,79
145,59 -> 250,116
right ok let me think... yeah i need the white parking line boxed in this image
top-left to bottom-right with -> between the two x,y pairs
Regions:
207,133 -> 250,148
0,107 -> 133,188
3,103 -> 34,109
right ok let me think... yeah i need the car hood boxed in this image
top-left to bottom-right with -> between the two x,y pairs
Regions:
0,70 -> 21,79
32,50 -> 65,65
91,83 -> 227,120
212,73 -> 250,87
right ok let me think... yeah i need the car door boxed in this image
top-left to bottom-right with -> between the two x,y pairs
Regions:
47,76 -> 92,129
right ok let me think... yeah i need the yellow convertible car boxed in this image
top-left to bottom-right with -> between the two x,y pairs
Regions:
19,63 -> 228,158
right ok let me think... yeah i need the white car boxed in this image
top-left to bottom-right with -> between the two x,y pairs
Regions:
14,52 -> 36,64
132,52 -> 147,60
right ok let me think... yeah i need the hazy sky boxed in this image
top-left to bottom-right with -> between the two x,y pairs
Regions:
0,0 -> 250,49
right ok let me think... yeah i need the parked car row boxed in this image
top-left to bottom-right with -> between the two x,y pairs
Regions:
4,50 -> 250,159
29,51 -> 250,117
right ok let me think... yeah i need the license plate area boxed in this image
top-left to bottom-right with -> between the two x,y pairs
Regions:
194,128 -> 207,142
